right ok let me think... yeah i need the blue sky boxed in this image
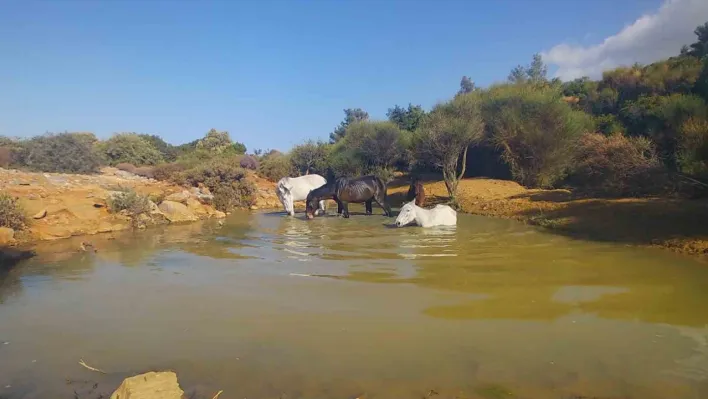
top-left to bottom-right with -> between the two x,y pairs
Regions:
0,0 -> 666,151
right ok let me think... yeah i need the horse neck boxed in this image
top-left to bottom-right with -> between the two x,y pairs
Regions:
413,205 -> 431,226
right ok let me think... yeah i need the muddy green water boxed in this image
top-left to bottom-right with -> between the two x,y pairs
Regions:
1,207 -> 708,398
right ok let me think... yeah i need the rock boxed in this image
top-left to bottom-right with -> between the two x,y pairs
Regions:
195,192 -> 214,204
158,200 -> 198,223
33,209 -> 47,219
93,202 -> 106,208
185,198 -> 210,217
0,227 -> 15,246
214,210 -> 226,219
250,205 -> 259,210
28,194 -> 39,200
110,371 -> 184,399
164,190 -> 191,204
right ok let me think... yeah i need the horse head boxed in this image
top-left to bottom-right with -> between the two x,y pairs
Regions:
395,201 -> 417,227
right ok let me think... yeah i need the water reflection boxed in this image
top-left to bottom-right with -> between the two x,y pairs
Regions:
2,210 -> 708,398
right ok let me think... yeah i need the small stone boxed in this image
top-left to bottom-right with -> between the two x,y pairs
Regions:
33,208 -> 48,219
250,205 -> 259,210
28,194 -> 39,200
214,210 -> 226,219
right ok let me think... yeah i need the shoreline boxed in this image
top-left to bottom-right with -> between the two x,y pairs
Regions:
2,168 -> 707,259
387,176 -> 708,258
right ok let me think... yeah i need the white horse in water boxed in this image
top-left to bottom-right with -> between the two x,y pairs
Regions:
395,201 -> 457,228
276,174 -> 327,216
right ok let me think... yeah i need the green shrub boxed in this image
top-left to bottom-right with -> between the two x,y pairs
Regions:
97,133 -> 164,166
339,121 -> 407,173
483,84 -> 594,188
678,117 -> 708,179
138,134 -> 179,162
181,157 -> 256,210
0,193 -> 26,230
107,190 -> 151,215
290,140 -> 330,175
258,153 -> 295,182
568,133 -> 667,196
21,133 -> 103,174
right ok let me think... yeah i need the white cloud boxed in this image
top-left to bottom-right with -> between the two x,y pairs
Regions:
542,0 -> 708,81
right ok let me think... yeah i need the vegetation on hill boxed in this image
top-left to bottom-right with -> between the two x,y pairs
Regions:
1,22 -> 707,206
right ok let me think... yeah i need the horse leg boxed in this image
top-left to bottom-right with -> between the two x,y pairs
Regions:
335,197 -> 344,216
365,200 -> 373,215
318,199 -> 327,216
374,193 -> 392,216
341,201 -> 350,218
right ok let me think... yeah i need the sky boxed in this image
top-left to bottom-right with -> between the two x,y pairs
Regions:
1,0 -> 705,151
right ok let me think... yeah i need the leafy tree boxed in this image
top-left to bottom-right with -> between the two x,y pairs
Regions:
22,133 -> 104,173
458,76 -> 476,95
329,108 -> 369,143
508,65 -> 527,84
98,133 -> 165,166
290,140 -> 330,175
482,84 -> 593,188
677,117 -> 708,178
412,93 -> 484,200
526,53 -> 548,83
138,134 -> 178,162
386,103 -> 426,132
258,152 -> 295,181
232,141 -> 247,154
196,129 -> 232,152
688,22 -> 708,58
342,121 -> 406,174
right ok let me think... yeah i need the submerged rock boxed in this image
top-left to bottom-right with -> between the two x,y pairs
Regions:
110,371 -> 184,399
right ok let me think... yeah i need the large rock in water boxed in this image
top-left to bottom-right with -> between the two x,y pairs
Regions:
110,371 -> 184,399
158,200 -> 198,223
164,190 -> 191,204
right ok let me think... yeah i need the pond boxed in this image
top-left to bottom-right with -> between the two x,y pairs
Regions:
1,206 -> 708,398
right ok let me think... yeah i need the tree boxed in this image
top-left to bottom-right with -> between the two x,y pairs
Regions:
482,84 -> 593,188
688,22 -> 708,58
329,108 -> 369,143
458,76 -> 476,95
196,129 -> 232,152
290,140 -> 330,175
23,133 -> 104,173
526,53 -> 548,83
138,134 -> 178,162
98,133 -> 165,166
508,53 -> 549,85
508,65 -> 527,84
386,104 -> 426,132
232,141 -> 247,154
412,93 -> 484,200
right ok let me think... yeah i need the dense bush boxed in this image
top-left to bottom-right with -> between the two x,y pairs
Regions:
0,193 -> 26,230
678,117 -> 708,179
567,133 -> 667,196
108,189 -> 151,215
151,163 -> 186,182
98,133 -> 164,166
20,133 -> 103,174
239,155 -> 259,170
340,121 -> 407,172
181,157 -> 256,210
115,163 -> 137,173
258,153 -> 295,182
290,140 -> 330,176
483,84 -> 593,188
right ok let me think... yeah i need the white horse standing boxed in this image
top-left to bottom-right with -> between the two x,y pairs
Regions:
276,175 -> 327,216
395,201 -> 457,228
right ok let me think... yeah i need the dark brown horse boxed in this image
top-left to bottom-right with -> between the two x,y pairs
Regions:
406,176 -> 426,207
306,175 -> 391,219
